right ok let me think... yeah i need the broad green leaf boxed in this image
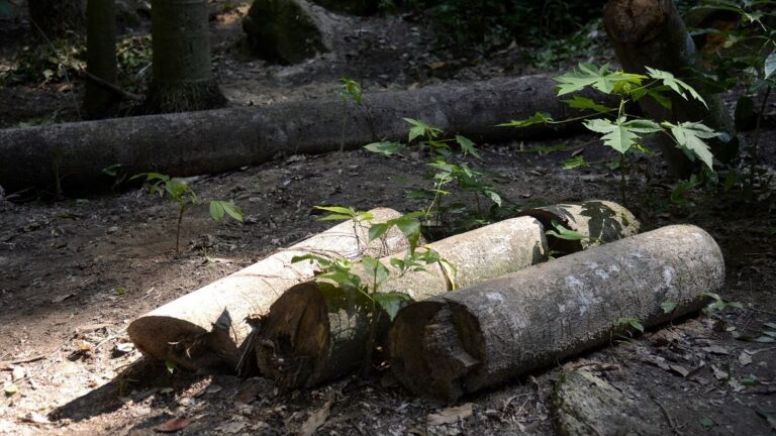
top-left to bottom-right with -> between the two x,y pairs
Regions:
498,112 -> 553,128
765,50 -> 776,79
562,155 -> 588,169
364,141 -> 405,157
314,205 -> 354,215
485,190 -> 502,207
361,255 -> 390,289
661,300 -> 678,314
562,96 -> 613,113
209,201 -> 225,221
645,88 -> 673,109
372,292 -> 413,321
219,201 -> 243,222
617,317 -> 645,333
404,118 -> 441,142
584,118 -> 660,154
368,223 -> 390,242
555,63 -> 645,96
318,214 -> 354,221
546,221 -> 587,241
646,67 -> 708,108
455,135 -> 480,158
663,121 -> 719,170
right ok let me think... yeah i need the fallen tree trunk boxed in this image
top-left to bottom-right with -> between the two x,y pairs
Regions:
518,199 -> 640,255
254,200 -> 640,388
1,75 -> 604,193
603,0 -> 738,175
255,216 -> 548,388
389,224 -> 724,401
127,207 -> 413,372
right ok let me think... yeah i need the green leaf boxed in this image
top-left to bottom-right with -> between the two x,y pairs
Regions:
765,50 -> 776,79
663,121 -> 719,170
562,96 -> 613,113
361,255 -> 390,290
372,292 -> 413,321
314,205 -> 357,221
646,67 -> 708,108
364,141 -> 405,157
617,317 -> 645,333
455,135 -> 480,158
220,201 -> 243,222
584,118 -> 661,154
498,112 -> 553,128
661,300 -> 678,314
555,63 -> 645,96
485,190 -> 502,207
209,201 -> 225,221
368,223 -> 390,242
562,155 -> 589,169
404,118 -> 441,142
165,360 -> 177,375
546,221 -> 587,241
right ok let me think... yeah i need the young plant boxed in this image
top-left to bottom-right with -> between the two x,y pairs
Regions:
501,63 -> 723,204
135,173 -> 243,255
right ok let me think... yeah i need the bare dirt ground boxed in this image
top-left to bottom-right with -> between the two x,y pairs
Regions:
1,1 -> 776,435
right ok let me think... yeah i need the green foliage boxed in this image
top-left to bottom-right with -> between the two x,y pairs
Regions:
616,317 -> 645,334
1,39 -> 86,86
661,300 -> 678,314
116,35 -> 152,92
702,291 -> 744,314
503,63 -> 723,202
339,77 -> 363,105
546,221 -> 587,242
135,173 -> 243,255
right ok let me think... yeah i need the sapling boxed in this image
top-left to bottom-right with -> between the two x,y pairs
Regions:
135,173 -> 243,255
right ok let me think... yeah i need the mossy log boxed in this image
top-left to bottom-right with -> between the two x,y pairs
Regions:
255,216 -> 548,388
389,225 -> 724,401
127,208 -> 413,372
0,75 -> 606,193
518,199 -> 640,255
603,0 -> 738,175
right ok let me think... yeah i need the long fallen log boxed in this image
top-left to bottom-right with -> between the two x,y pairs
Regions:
127,207 -> 413,372
1,75 -> 603,193
254,200 -> 640,388
389,224 -> 724,401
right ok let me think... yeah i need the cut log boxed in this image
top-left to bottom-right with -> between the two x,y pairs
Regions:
389,225 -> 724,401
0,75 -> 609,193
127,208 -> 413,372
518,199 -> 640,255
255,216 -> 547,388
603,0 -> 738,175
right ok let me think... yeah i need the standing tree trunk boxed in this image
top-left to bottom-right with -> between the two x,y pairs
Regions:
603,0 -> 738,177
144,0 -> 226,113
27,0 -> 85,39
82,0 -> 118,118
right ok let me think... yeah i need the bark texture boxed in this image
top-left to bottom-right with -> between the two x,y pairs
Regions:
518,200 -> 640,255
83,0 -> 119,118
128,208 -> 413,372
389,225 -> 725,401
144,0 -> 226,113
604,0 -> 738,175
243,0 -> 329,64
255,216 -> 548,388
0,75 -> 596,193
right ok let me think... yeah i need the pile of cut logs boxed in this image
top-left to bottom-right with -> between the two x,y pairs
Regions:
128,200 -> 724,401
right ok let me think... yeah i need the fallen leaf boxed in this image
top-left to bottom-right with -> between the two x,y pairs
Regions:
4,383 -> 18,396
113,343 -> 135,355
205,384 -> 223,395
755,409 -> 776,431
216,420 -> 247,434
22,412 -> 50,425
12,366 -> 25,381
739,352 -> 752,366
669,364 -> 689,377
51,293 -> 74,303
154,417 -> 191,433
299,398 -> 333,436
728,378 -> 745,392
711,365 -> 729,380
703,345 -> 729,355
427,403 -> 474,426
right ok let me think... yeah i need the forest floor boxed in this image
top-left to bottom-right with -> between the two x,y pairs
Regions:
1,1 -> 776,435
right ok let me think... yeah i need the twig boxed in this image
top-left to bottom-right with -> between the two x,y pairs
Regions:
28,18 -> 81,120
80,70 -> 143,101
0,354 -> 47,369
655,398 -> 684,436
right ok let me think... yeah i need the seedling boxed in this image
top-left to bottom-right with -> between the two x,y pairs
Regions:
135,173 -> 243,255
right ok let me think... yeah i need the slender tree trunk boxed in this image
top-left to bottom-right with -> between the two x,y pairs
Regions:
27,0 -> 85,39
144,0 -> 226,113
83,0 -> 118,118
603,0 -> 738,177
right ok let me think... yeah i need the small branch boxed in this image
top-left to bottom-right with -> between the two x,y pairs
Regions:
80,70 -> 143,102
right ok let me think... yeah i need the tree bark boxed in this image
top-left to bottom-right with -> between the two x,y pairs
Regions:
27,0 -> 85,39
603,0 -> 738,177
0,75 -> 601,193
144,0 -> 226,113
389,225 -> 724,402
82,0 -> 119,118
127,208 -> 414,372
255,216 -> 548,388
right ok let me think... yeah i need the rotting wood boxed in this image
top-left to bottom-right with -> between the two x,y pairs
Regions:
603,0 -> 738,175
518,199 -> 640,255
255,216 -> 549,388
127,208 -> 413,372
1,75 -> 612,193
389,225 -> 725,401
